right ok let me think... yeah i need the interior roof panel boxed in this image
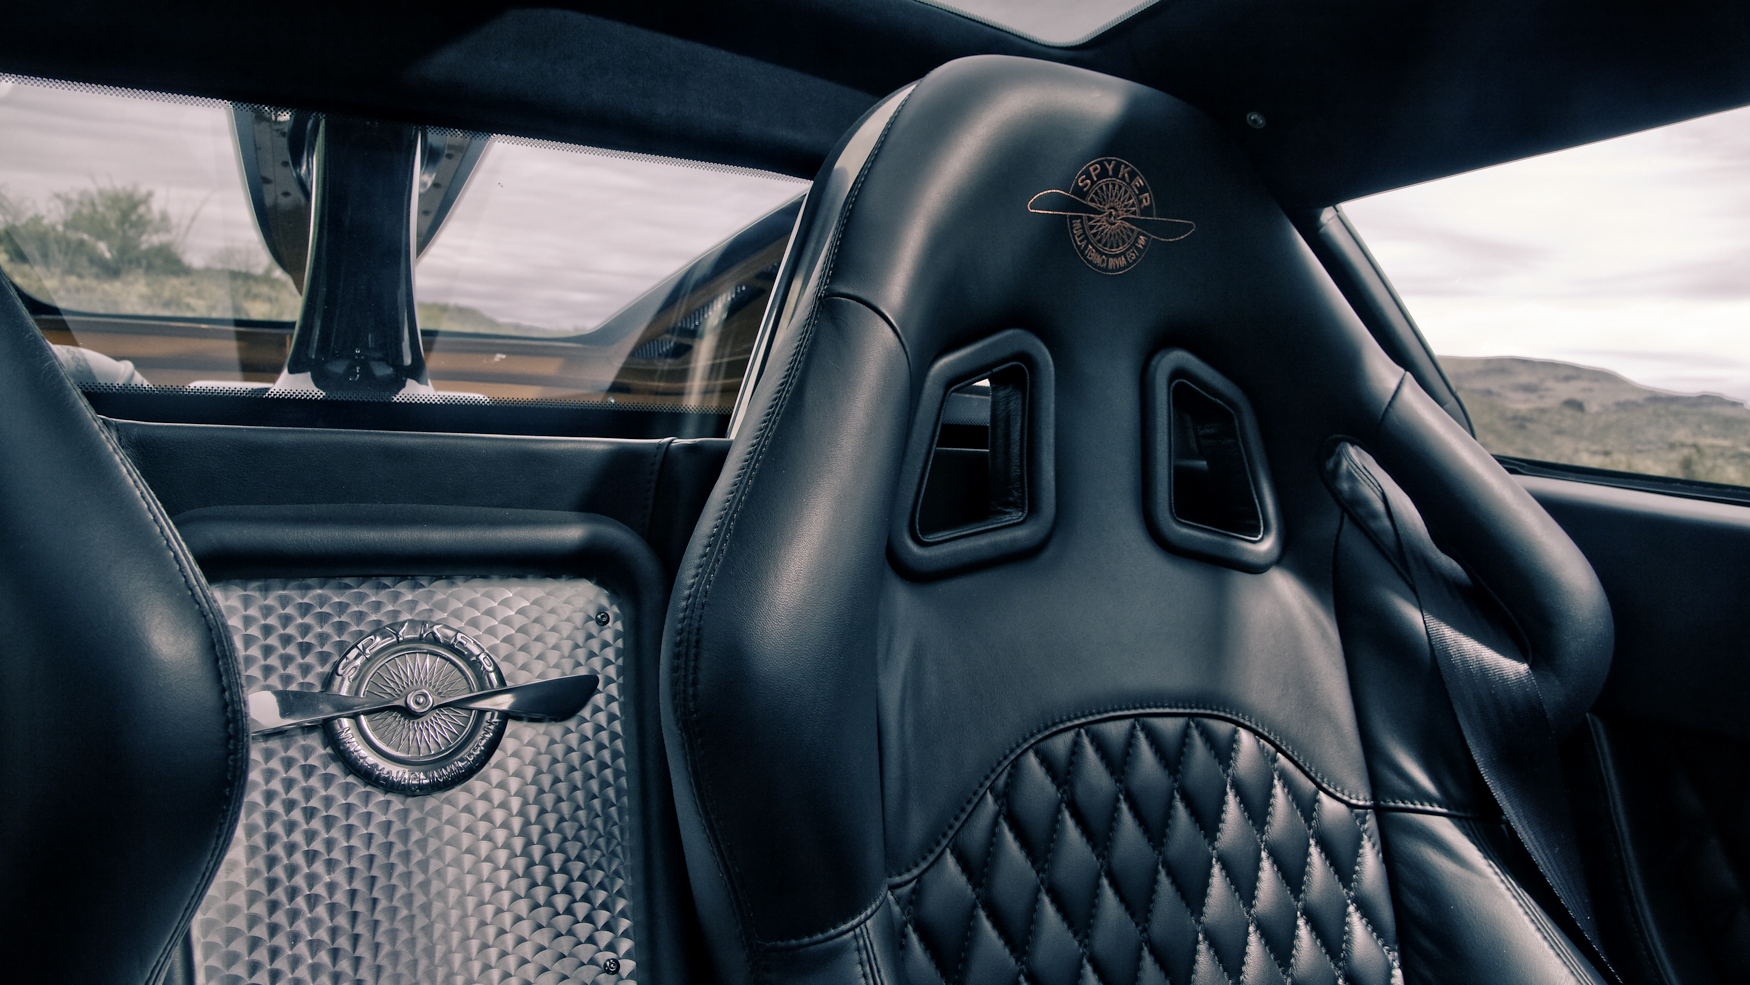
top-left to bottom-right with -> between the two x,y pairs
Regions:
1,0 -> 1746,206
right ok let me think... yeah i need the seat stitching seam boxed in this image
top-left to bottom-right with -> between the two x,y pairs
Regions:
1297,797 -> 1355,983
1278,762 -> 1310,979
93,416 -> 245,982
1183,723 -> 1227,981
1217,728 -> 1297,984
763,893 -> 889,948
974,811 -> 1036,974
1253,751 -> 1298,981
1066,735 -> 1118,966
1019,745 -> 1093,972
892,705 -> 1374,884
1095,720 -> 1213,985
1343,816 -> 1401,973
943,839 -> 984,983
854,919 -> 875,985
1152,722 -> 1211,980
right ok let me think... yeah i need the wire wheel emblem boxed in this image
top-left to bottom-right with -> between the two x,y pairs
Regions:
324,620 -> 508,795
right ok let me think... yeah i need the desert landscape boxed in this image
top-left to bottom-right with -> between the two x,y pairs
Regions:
1443,355 -> 1750,484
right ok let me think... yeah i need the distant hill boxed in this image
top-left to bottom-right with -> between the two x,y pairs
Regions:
1441,355 -> 1750,485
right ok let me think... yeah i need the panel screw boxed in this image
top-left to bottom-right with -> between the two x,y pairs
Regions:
595,611 -> 611,626
604,957 -> 621,974
1245,111 -> 1267,129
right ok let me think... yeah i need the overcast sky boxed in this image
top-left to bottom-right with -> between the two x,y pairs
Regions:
418,141 -> 804,331
7,73 -> 1749,388
1344,103 -> 1750,402
0,76 -> 806,333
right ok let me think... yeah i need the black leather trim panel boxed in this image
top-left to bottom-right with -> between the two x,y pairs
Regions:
176,503 -> 664,579
1523,475 -> 1750,984
1576,715 -> 1750,985
1296,206 -> 1472,433
111,421 -> 730,578
1521,475 -> 1750,744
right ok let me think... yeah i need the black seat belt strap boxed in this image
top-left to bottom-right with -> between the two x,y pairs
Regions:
1325,441 -> 1618,983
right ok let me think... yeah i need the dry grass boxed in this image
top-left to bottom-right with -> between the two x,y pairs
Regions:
1444,356 -> 1750,485
9,265 -> 300,321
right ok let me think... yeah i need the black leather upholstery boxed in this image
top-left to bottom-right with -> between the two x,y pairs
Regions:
893,715 -> 1399,985
0,283 -> 247,980
110,422 -> 732,578
662,55 -> 1614,985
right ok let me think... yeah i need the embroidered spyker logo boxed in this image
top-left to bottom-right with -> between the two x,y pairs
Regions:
246,619 -> 600,796
1028,157 -> 1195,275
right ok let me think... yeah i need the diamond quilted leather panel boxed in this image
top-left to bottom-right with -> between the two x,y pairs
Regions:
193,577 -> 637,985
892,716 -> 1401,985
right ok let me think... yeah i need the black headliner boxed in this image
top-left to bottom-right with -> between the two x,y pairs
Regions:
2,0 -> 1747,207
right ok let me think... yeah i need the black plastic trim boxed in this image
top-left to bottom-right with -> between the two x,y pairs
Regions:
889,328 -> 1055,577
1498,454 -> 1750,508
1143,349 -> 1282,572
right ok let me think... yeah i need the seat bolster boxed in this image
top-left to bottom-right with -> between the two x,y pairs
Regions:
662,296 -> 912,971
0,282 -> 247,982
1380,810 -> 1607,985
1369,377 -> 1612,734
1335,506 -> 1497,814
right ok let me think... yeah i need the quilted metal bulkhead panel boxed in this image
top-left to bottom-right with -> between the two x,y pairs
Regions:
891,716 -> 1401,985
193,577 -> 638,985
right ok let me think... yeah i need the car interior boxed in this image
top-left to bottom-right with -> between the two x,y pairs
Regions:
3,3 -> 1750,985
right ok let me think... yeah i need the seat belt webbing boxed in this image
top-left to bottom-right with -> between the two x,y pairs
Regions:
1327,442 -> 1617,983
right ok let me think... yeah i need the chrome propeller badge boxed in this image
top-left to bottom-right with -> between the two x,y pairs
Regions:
247,620 -> 598,795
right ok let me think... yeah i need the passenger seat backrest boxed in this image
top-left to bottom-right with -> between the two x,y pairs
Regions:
663,55 -> 1613,985
0,282 -> 247,983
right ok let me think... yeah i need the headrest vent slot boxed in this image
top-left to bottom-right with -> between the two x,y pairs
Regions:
1145,349 -> 1282,572
891,329 -> 1055,578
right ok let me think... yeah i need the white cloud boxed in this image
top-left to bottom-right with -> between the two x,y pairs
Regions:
1345,103 -> 1750,400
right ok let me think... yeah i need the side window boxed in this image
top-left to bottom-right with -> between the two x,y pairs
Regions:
1343,104 -> 1750,489
0,74 -> 806,437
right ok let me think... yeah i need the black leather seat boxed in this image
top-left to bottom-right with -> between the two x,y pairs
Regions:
661,55 -> 1615,985
0,287 -> 246,981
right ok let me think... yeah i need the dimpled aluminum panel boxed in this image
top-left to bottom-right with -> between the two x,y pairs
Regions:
193,577 -> 637,985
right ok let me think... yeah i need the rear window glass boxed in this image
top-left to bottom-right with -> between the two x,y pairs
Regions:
0,74 -> 807,436
1345,103 -> 1750,488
